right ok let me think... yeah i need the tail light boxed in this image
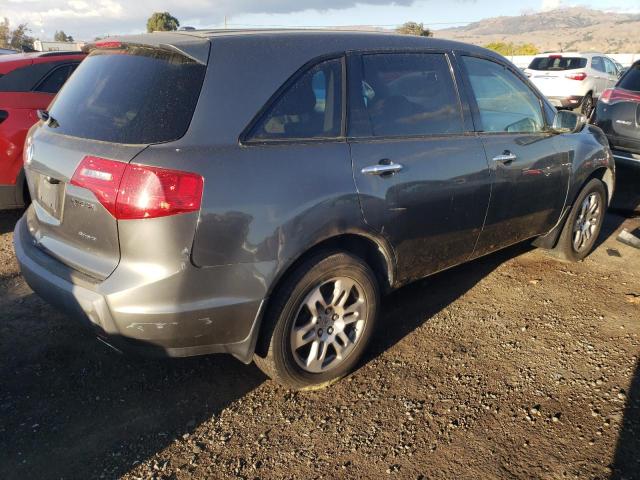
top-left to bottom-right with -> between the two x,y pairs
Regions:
565,72 -> 587,81
600,88 -> 640,105
71,156 -> 203,220
0,110 -> 8,124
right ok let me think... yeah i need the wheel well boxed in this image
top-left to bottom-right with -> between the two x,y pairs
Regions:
534,167 -> 612,250
251,234 -> 394,358
589,167 -> 614,205
270,234 -> 394,298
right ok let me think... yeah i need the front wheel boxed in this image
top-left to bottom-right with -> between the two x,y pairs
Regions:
553,178 -> 607,262
254,252 -> 379,390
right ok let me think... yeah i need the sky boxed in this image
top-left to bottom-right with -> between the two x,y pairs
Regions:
1,0 -> 639,41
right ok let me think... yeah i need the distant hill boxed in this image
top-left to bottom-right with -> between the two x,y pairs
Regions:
436,7 -> 640,53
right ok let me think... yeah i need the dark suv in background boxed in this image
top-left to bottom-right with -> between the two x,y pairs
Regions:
593,60 -> 640,211
15,31 -> 614,390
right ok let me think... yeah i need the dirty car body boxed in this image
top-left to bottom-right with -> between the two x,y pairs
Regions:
14,30 -> 614,367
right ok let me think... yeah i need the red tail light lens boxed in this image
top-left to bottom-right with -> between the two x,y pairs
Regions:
70,156 -> 127,217
116,164 -> 203,220
600,88 -> 640,105
71,156 -> 203,220
565,72 -> 587,81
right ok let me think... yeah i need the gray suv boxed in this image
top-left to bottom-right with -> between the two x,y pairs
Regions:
14,30 -> 614,390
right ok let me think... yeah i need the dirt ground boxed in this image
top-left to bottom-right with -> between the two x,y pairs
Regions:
0,209 -> 639,480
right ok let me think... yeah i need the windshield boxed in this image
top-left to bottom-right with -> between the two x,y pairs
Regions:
48,44 -> 207,144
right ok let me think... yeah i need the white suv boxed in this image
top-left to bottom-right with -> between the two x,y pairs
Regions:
525,53 -> 620,115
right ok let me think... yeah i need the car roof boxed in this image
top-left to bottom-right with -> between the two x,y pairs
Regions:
0,51 -> 83,63
89,29 -> 500,67
0,51 -> 85,76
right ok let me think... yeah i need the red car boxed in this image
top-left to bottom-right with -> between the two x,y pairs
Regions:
0,51 -> 84,209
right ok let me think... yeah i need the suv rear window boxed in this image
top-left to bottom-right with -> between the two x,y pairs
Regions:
528,56 -> 587,71
618,63 -> 640,92
47,45 -> 207,144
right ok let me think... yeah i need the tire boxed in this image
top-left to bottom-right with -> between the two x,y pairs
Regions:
580,92 -> 594,116
254,251 -> 380,390
554,178 -> 607,262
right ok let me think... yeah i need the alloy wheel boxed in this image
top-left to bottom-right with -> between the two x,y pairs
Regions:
290,276 -> 367,373
572,192 -> 601,252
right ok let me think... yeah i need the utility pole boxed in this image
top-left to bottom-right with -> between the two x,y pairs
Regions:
224,15 -> 227,29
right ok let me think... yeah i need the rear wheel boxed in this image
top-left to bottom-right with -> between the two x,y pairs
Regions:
254,251 -> 379,390
580,92 -> 594,116
553,178 -> 606,262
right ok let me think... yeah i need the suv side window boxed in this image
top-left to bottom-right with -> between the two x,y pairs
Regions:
591,57 -> 605,73
34,64 -> 78,94
462,56 -> 544,134
248,58 -> 343,141
603,57 -> 616,76
350,53 -> 463,137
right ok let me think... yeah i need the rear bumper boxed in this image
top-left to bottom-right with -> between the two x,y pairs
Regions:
13,216 -> 271,363
547,96 -> 584,109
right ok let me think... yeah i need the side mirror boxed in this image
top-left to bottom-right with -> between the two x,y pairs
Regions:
552,110 -> 587,134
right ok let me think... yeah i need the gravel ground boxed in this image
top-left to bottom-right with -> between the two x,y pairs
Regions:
0,209 -> 639,480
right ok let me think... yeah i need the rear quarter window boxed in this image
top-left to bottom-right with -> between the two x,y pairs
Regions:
34,64 -> 78,94
618,64 -> 640,92
47,45 -> 207,144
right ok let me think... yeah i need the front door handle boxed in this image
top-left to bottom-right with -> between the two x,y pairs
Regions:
361,162 -> 404,176
493,151 -> 517,165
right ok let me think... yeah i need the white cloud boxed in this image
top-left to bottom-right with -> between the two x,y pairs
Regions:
2,0 -> 421,39
541,0 -> 562,11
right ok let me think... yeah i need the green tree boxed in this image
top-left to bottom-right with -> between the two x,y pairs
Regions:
9,22 -> 35,50
484,42 -> 539,56
146,12 -> 180,33
516,43 -> 539,55
396,21 -> 433,37
0,18 -> 12,49
54,30 -> 74,42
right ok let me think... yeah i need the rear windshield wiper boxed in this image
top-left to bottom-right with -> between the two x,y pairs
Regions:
37,109 -> 59,128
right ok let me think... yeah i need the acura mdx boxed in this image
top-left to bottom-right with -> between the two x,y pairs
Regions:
15,30 -> 614,389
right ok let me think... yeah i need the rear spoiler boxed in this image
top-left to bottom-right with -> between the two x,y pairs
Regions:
83,34 -> 210,65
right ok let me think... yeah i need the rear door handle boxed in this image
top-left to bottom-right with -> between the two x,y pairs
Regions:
361,162 -> 403,176
492,152 -> 517,165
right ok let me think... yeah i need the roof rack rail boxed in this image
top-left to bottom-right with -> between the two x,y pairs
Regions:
38,51 -> 83,57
